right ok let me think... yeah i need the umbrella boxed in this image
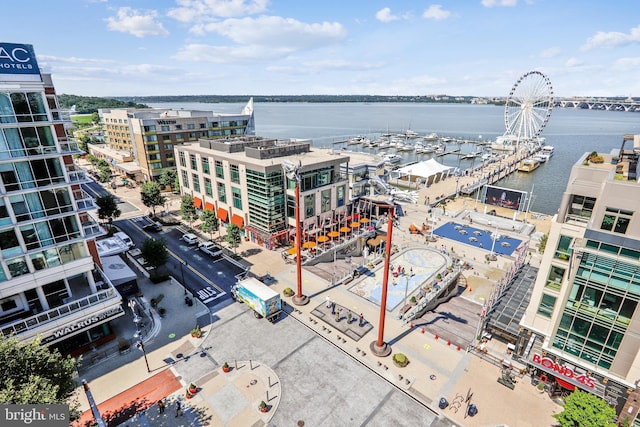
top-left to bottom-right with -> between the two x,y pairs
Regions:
317,235 -> 329,243
328,231 -> 340,238
339,226 -> 351,233
360,218 -> 370,224
303,241 -> 316,249
286,247 -> 297,255
350,222 -> 360,228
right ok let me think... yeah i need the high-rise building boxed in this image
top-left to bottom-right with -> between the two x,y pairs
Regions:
520,135 -> 640,419
0,42 -> 123,356
92,100 -> 255,183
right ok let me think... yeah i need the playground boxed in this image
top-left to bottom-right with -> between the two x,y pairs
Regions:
349,248 -> 448,311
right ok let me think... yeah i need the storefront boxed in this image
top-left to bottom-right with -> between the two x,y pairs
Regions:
528,352 -> 629,414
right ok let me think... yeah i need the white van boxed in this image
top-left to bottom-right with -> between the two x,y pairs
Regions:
114,232 -> 135,249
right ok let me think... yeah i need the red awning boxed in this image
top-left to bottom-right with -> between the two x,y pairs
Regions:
194,197 -> 203,209
231,214 -> 244,228
555,377 -> 575,391
217,207 -> 229,222
204,202 -> 214,211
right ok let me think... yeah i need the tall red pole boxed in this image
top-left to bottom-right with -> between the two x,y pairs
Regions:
295,180 -> 303,298
375,203 -> 394,350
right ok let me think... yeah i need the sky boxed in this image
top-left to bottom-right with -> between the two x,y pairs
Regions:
4,0 -> 640,98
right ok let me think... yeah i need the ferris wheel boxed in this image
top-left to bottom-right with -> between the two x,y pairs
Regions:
503,70 -> 554,143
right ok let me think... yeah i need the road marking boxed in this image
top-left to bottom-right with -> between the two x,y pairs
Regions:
423,344 -> 431,350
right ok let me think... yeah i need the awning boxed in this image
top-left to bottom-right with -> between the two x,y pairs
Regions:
231,214 -> 244,228
217,207 -> 229,222
555,377 -> 576,391
204,202 -> 214,211
194,197 -> 203,209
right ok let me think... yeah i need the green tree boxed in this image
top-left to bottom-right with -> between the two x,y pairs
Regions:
76,133 -> 90,152
0,336 -> 79,419
553,389 -> 616,427
98,165 -> 112,183
140,182 -> 165,217
158,169 -> 177,191
225,223 -> 242,253
95,194 -> 121,230
539,233 -> 548,254
91,112 -> 100,124
200,209 -> 219,240
180,195 -> 198,229
140,238 -> 169,278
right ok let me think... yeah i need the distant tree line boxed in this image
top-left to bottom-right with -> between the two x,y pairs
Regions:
110,94 -> 481,104
58,94 -> 148,114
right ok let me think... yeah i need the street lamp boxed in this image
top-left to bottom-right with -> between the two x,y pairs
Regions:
129,299 -> 150,373
371,198 -> 394,357
82,380 -> 107,427
136,340 -> 151,373
282,160 -> 309,306
180,260 -> 187,294
455,177 -> 460,197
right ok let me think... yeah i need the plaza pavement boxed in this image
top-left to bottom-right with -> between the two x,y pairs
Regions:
74,151 -> 562,426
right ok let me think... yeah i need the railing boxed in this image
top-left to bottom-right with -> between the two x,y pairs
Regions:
1,287 -> 120,338
67,168 -> 88,183
74,190 -> 96,211
59,140 -> 82,154
402,268 -> 461,324
82,220 -> 105,238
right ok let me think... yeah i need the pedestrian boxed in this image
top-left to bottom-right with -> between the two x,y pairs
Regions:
347,311 -> 352,324
410,267 -> 414,276
359,313 -> 364,327
158,399 -> 165,414
331,301 -> 336,314
335,309 -> 341,322
326,296 -> 331,308
175,400 -> 183,417
401,266 -> 406,276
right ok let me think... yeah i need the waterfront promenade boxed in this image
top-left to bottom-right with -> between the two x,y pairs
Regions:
73,151 -> 560,426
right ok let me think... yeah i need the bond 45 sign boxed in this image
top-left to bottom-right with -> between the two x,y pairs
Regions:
532,353 -> 596,389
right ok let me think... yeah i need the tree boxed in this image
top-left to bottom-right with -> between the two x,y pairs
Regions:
140,238 -> 169,278
180,195 -> 198,228
553,389 -> 616,427
225,223 -> 242,253
95,194 -> 121,231
0,336 -> 79,419
200,209 -> 219,240
76,133 -> 90,152
158,169 -> 178,191
140,182 -> 165,216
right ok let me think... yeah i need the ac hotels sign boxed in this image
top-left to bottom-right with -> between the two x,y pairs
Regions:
532,353 -> 596,389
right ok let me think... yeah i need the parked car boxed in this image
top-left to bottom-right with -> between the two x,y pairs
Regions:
198,241 -> 222,257
142,221 -> 162,232
182,233 -> 198,245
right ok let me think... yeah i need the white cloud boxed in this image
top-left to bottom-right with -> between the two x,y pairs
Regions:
536,47 -> 561,58
192,16 -> 345,51
565,57 -> 583,67
174,43 -> 291,63
167,0 -> 269,23
481,0 -> 517,7
581,25 -> 640,51
105,7 -> 169,38
612,57 -> 640,71
301,59 -> 385,71
423,5 -> 451,21
376,8 -> 400,23
37,55 -> 116,65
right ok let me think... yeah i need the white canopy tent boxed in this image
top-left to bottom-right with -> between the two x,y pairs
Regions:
395,159 -> 456,186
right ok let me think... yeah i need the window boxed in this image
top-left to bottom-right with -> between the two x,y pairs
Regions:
143,125 -> 156,132
202,158 -> 210,174
337,186 -> 345,207
537,294 -> 556,318
190,154 -> 197,170
161,125 -> 170,132
215,160 -> 224,178
554,235 -> 573,261
192,173 -> 200,193
304,194 -> 315,217
321,189 -> 331,213
601,207 -> 632,234
568,195 -> 596,219
181,170 -> 189,189
232,187 -> 242,209
545,266 -> 566,291
217,182 -> 226,203
230,164 -> 240,184
187,124 -> 195,130
0,228 -> 21,257
179,151 -> 186,167
204,178 -> 212,196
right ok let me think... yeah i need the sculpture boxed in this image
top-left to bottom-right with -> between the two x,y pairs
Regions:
497,367 -> 516,390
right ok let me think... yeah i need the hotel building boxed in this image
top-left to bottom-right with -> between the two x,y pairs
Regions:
92,100 -> 255,182
174,136 -> 385,249
0,43 -> 124,356
520,135 -> 640,419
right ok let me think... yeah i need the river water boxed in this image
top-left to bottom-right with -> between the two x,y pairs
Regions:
148,102 -> 640,215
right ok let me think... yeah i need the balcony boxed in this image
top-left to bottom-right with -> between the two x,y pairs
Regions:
73,189 -> 97,212
1,284 -> 123,344
59,140 -> 83,155
67,167 -> 89,184
82,218 -> 106,238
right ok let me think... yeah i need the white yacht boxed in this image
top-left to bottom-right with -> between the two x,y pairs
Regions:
382,153 -> 402,165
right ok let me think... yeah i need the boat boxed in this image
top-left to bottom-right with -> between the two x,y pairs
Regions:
401,129 -> 420,139
382,154 -> 402,165
537,145 -> 554,161
533,154 -> 547,163
396,143 -> 413,152
517,158 -> 541,172
378,138 -> 391,149
348,135 -> 369,145
423,132 -> 439,141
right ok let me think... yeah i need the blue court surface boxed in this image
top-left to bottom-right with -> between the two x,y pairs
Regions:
433,222 -> 522,256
